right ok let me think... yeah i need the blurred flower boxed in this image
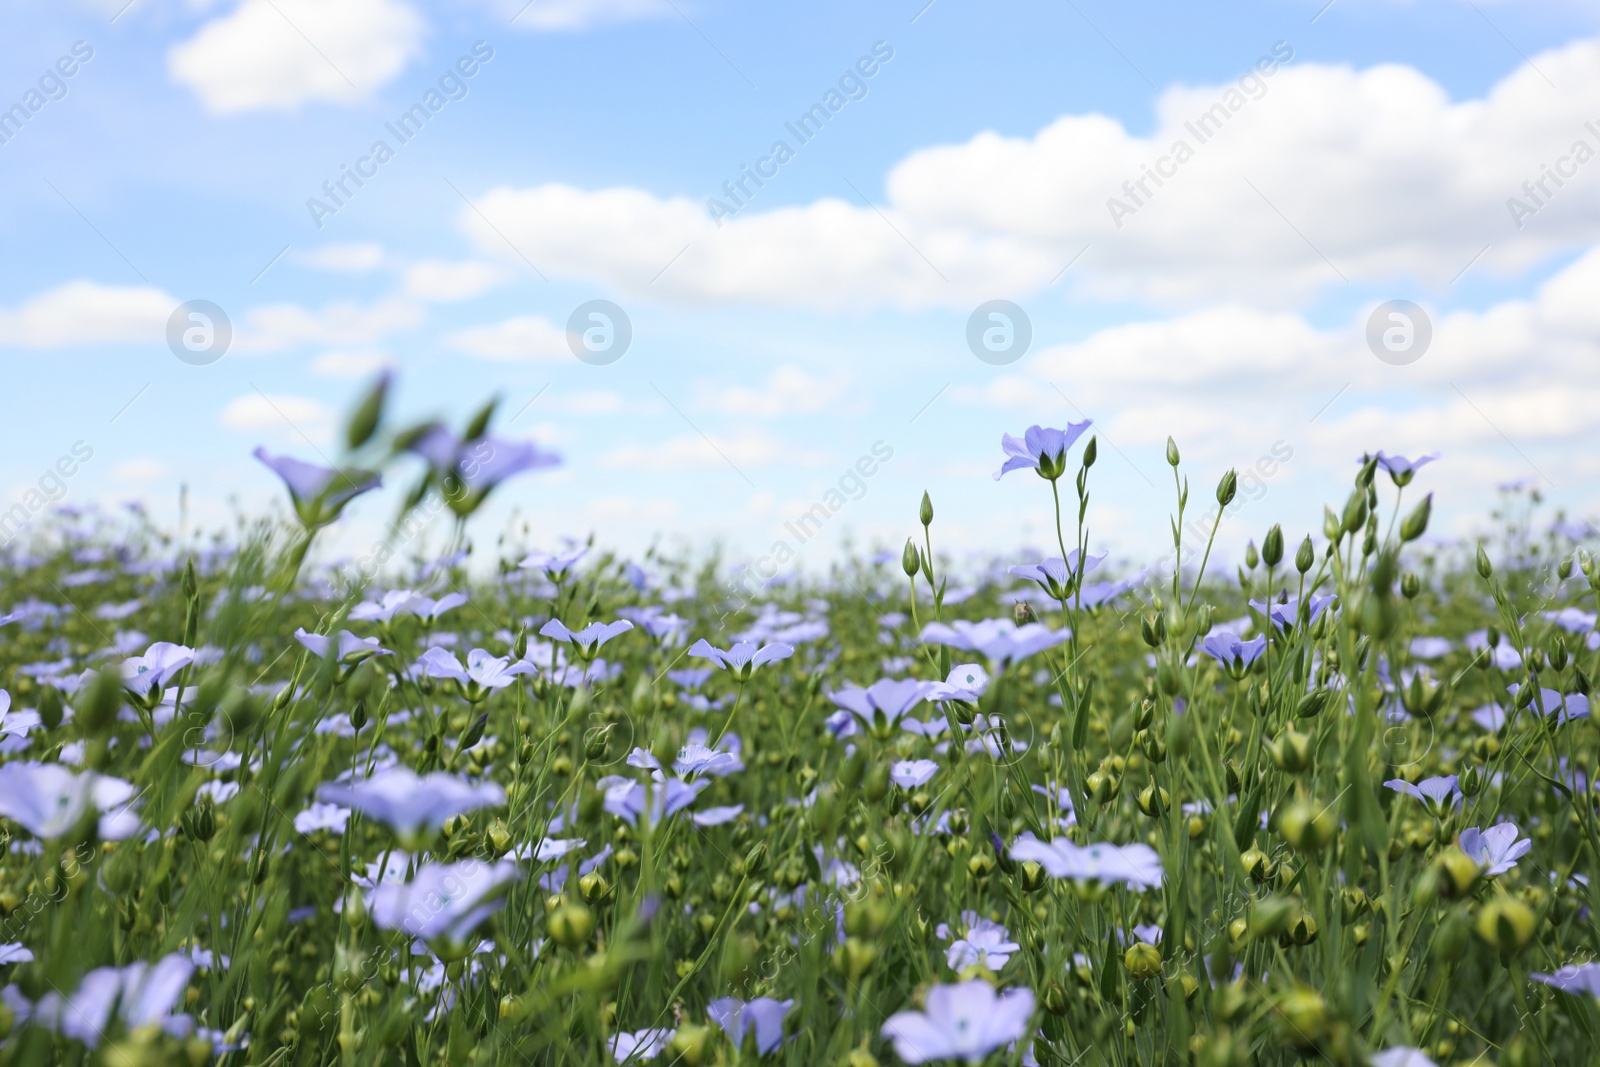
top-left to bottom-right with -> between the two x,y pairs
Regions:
881,980 -> 1035,1063
0,944 -> 34,964
829,679 -> 934,737
1200,632 -> 1267,677
891,759 -> 939,789
253,446 -> 380,528
1384,775 -> 1461,816
1409,636 -> 1453,660
408,427 -> 559,516
121,641 -> 195,698
1534,962 -> 1600,998
927,663 -> 989,705
295,628 -> 389,664
318,768 -> 504,842
1459,822 -> 1532,876
1370,1048 -> 1438,1067
993,422 -> 1092,481
1373,451 -> 1439,487
13,953 -> 193,1048
692,805 -> 744,827
1009,551 -> 1107,599
598,775 -> 706,826
369,858 -> 522,958
1009,834 -> 1163,890
0,762 -> 140,840
294,801 -> 351,834
417,647 -> 535,701
351,590 -> 467,625
707,996 -> 793,1055
942,913 -> 1019,972
919,619 -> 1068,668
610,1028 -> 675,1063
687,639 -> 794,680
519,545 -> 588,581
1248,594 -> 1335,632
1506,683 -> 1589,724
540,618 -> 634,658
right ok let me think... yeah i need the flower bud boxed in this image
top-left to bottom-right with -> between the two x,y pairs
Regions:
547,903 -> 595,949
669,1025 -> 710,1066
1476,544 -> 1493,579
1400,573 -> 1420,599
1262,525 -> 1284,567
1244,542 -> 1259,570
1166,437 -> 1180,467
1249,894 -> 1297,937
1124,941 -> 1162,980
1278,800 -> 1335,852
1435,848 -> 1480,898
1042,980 -> 1071,1016
1476,898 -> 1534,955
1216,469 -> 1238,507
1273,987 -> 1326,1047
1341,489 -> 1368,536
1013,601 -> 1038,626
1295,535 -> 1315,574
919,491 -> 934,527
1018,861 -> 1047,893
901,539 -> 920,577
1240,847 -> 1273,885
834,936 -> 877,980
1267,729 -> 1313,775
1136,784 -> 1169,817
1400,493 -> 1432,542
1458,765 -> 1484,798
1141,613 -> 1164,648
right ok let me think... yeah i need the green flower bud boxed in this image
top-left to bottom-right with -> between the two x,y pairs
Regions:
1262,524 -> 1284,567
1136,784 -> 1169,817
1082,436 -> 1098,468
1244,542 -> 1259,570
1216,469 -> 1238,507
547,903 -> 595,949
1166,437 -> 1180,467
1476,544 -> 1493,579
1401,573 -> 1421,598
1273,987 -> 1326,1047
1267,729 -> 1313,775
1124,941 -> 1162,980
901,539 -> 920,578
834,936 -> 878,979
1278,800 -> 1336,852
1341,489 -> 1368,535
346,371 -> 389,449
1400,493 -> 1432,542
1295,535 -> 1315,574
1476,898 -> 1534,955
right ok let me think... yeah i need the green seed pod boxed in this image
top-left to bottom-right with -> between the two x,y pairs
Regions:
1124,941 -> 1162,980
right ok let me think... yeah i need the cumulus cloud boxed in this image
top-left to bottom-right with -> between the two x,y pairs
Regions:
600,430 -> 825,471
309,350 -> 395,377
0,281 -> 175,347
236,297 -> 423,352
457,38 -> 1600,310
219,392 -> 336,444
445,315 -> 567,361
696,366 -> 854,416
168,0 -> 426,113
401,260 -> 506,302
295,243 -> 386,273
491,0 -> 670,31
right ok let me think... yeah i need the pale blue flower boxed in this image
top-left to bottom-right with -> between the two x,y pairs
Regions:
919,619 -> 1068,667
318,768 -> 504,841
994,422 -> 1093,481
708,996 -> 793,1055
1459,822 -> 1531,876
254,447 -> 380,528
881,980 -> 1035,1064
891,759 -> 939,789
368,858 -> 522,958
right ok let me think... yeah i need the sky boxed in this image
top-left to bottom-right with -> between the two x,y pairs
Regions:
2,0 -> 1599,580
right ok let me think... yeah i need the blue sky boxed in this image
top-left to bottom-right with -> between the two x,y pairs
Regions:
3,0 -> 1599,576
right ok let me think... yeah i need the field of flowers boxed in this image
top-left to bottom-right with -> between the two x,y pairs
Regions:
1,378 -> 1598,1067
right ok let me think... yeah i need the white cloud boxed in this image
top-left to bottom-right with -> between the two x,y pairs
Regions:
0,281 -> 175,347
220,392 -> 337,444
295,243 -> 386,272
491,0 -> 670,31
310,350 -> 394,377
600,430 -> 824,471
401,260 -> 506,302
696,365 -> 853,417
445,315 -> 568,361
458,38 -> 1600,310
168,0 -> 426,113
237,297 -> 423,352
108,458 -> 169,483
